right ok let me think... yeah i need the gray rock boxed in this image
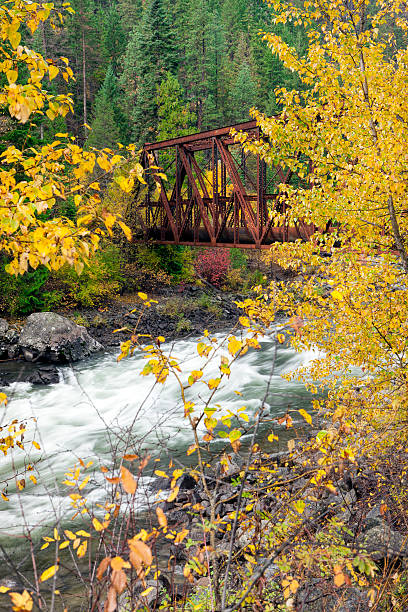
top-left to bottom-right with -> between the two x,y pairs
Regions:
344,489 -> 357,507
0,319 -> 18,359
26,365 -> 60,385
0,318 -> 8,337
360,523 -> 408,561
18,312 -> 102,363
363,504 -> 384,529
297,583 -> 369,612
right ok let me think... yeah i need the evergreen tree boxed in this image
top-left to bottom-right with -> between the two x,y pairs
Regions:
156,72 -> 196,177
156,73 -> 195,141
87,65 -> 125,148
183,0 -> 227,130
222,0 -> 249,54
117,0 -> 143,32
99,4 -> 127,73
66,0 -> 103,141
226,34 -> 258,123
120,0 -> 178,144
229,63 -> 258,123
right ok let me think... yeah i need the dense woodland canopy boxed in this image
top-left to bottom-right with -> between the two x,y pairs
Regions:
18,0 -> 306,149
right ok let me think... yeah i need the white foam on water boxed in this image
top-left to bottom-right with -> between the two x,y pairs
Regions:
0,330 -> 320,535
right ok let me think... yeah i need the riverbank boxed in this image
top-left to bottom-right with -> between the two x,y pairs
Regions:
63,284 -> 245,348
0,284 -> 249,386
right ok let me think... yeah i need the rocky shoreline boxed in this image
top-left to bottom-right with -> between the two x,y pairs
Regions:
0,285 -> 244,387
143,441 -> 408,611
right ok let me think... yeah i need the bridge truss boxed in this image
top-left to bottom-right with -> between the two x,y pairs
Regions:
133,120 -> 315,249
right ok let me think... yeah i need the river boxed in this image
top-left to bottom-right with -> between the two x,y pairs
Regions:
0,328 -> 318,580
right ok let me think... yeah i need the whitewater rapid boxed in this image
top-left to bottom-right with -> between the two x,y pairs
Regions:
0,330 -> 318,538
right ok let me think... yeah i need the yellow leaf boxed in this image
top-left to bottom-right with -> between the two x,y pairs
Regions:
154,470 -> 168,478
6,70 -> 18,84
228,336 -> 242,356
141,586 -> 154,597
77,540 -> 88,558
331,290 -> 343,301
92,517 -> 106,531
8,30 -> 21,49
40,565 -> 59,582
333,565 -> 345,587
156,507 -> 167,528
208,378 -> 221,390
138,292 -> 148,301
120,466 -> 137,495
97,557 -> 111,580
9,590 -> 32,612
118,221 -> 132,241
298,409 -> 312,426
128,538 -> 152,567
48,65 -> 59,81
167,486 -> 179,502
110,556 -> 126,571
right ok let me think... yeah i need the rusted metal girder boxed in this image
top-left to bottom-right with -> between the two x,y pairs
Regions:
133,121 -> 315,249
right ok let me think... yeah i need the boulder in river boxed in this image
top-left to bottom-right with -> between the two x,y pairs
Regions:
18,312 -> 103,363
0,318 -> 19,359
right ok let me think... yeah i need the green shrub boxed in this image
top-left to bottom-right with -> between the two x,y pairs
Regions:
230,248 -> 248,270
71,314 -> 89,327
122,262 -> 171,293
246,269 -> 268,288
56,244 -> 125,307
156,296 -> 197,318
0,258 -> 62,316
223,268 -> 244,291
175,317 -> 192,333
130,244 -> 195,283
197,293 -> 211,309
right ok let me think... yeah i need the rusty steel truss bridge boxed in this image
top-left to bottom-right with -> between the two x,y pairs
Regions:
131,120 -> 316,249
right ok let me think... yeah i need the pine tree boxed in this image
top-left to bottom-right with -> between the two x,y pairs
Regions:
156,72 -> 195,178
226,34 -> 258,123
183,0 -> 227,130
87,65 -> 125,148
99,4 -> 127,73
66,0 -> 103,141
117,0 -> 143,32
222,0 -> 249,55
120,0 -> 178,144
157,73 -> 195,141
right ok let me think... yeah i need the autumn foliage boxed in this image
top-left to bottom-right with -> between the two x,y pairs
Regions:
195,247 -> 230,287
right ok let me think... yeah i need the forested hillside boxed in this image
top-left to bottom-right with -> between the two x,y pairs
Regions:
24,0 -> 306,148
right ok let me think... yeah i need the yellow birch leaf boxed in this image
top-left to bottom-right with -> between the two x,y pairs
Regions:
48,65 -> 59,80
77,540 -> 87,558
156,507 -> 167,528
167,486 -> 179,502
298,409 -> 312,425
40,565 -> 59,582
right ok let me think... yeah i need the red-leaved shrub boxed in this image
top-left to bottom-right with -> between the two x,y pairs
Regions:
195,248 -> 231,287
